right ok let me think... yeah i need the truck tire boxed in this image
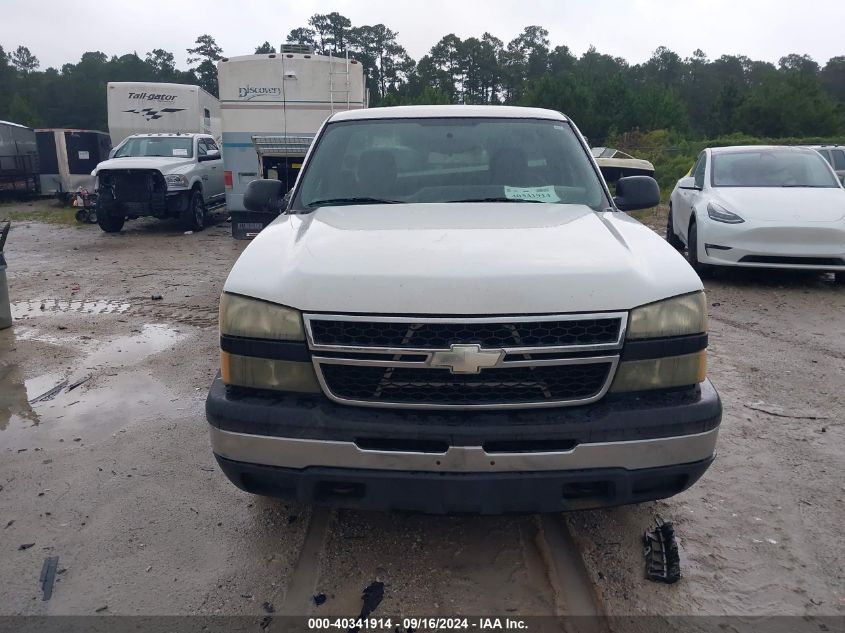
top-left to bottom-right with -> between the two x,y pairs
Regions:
835,271 -> 845,284
180,190 -> 206,232
96,191 -> 125,233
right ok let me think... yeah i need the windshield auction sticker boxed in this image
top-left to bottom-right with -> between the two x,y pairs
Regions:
504,186 -> 561,202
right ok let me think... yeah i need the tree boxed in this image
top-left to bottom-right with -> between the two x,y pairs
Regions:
187,34 -> 223,96
10,45 -> 39,74
287,27 -> 317,50
349,24 -> 413,101
308,12 -> 352,54
8,92 -> 40,127
145,49 -> 176,76
255,42 -> 276,54
821,56 -> 845,105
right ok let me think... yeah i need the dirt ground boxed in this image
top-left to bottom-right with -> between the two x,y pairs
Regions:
0,202 -> 843,623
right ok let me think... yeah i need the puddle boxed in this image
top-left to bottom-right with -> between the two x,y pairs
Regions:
0,364 -> 39,431
12,299 -> 131,319
1,324 -> 190,449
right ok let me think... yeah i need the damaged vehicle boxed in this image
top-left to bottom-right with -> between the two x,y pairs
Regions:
92,133 -> 224,232
206,105 -> 722,514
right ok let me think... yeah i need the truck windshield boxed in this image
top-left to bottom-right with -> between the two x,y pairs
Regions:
114,137 -> 194,159
295,118 -> 606,210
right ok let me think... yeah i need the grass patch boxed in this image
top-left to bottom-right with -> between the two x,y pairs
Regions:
0,199 -> 83,226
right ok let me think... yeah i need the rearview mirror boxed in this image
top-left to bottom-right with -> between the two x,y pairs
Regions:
677,176 -> 699,190
244,179 -> 286,214
613,176 -> 660,211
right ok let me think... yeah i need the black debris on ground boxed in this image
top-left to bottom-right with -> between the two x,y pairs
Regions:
643,516 -> 681,584
151,294 -> 163,301
18,543 -> 35,550
313,593 -> 326,606
348,581 -> 385,632
262,601 -> 275,613
40,556 -> 59,600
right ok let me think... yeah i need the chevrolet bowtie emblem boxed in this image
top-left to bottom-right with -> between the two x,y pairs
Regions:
430,344 -> 504,374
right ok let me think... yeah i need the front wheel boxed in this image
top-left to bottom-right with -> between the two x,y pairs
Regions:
96,191 -> 124,232
666,206 -> 685,250
835,271 -> 845,285
687,220 -> 712,278
180,190 -> 206,231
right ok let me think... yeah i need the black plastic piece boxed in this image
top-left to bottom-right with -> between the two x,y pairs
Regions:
207,374 -> 722,446
220,335 -> 311,362
40,556 -> 59,600
214,455 -> 714,514
643,517 -> 681,583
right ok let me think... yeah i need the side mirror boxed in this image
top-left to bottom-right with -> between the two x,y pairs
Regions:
678,176 -> 699,190
244,179 -> 286,214
198,149 -> 220,162
614,175 -> 660,212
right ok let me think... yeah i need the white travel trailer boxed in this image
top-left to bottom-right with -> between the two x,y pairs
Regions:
107,82 -> 221,147
217,46 -> 366,238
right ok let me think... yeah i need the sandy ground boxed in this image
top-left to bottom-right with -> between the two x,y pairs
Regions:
0,203 -> 843,622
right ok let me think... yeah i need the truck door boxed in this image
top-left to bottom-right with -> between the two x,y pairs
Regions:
199,138 -> 224,199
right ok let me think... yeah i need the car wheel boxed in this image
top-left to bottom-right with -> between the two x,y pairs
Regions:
666,206 -> 685,250
835,271 -> 845,285
96,191 -> 125,233
180,190 -> 206,231
687,219 -> 712,278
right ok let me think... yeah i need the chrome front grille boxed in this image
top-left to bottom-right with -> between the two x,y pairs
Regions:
304,313 -> 627,410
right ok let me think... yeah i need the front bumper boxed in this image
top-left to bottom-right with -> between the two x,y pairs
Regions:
698,221 -> 845,269
206,376 -> 721,513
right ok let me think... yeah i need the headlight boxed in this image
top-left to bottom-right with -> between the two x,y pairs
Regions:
219,292 -> 304,340
165,174 -> 189,188
611,351 -> 706,392
613,292 -> 709,392
219,293 -> 319,393
221,352 -> 321,393
627,292 -> 707,339
707,202 -> 744,224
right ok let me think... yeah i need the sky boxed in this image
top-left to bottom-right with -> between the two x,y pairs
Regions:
2,0 -> 844,71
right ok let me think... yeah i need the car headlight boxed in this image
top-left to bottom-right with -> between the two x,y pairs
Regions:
626,291 -> 707,340
165,174 -> 189,188
219,293 -> 320,393
707,202 -> 744,224
612,292 -> 708,393
219,292 -> 304,340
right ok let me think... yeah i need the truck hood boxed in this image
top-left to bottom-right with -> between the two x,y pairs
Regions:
94,156 -> 193,174
224,203 -> 703,314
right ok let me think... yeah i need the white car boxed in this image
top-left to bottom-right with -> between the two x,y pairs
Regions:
205,105 -> 722,515
668,145 -> 845,283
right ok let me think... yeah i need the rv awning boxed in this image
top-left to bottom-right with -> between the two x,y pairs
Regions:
251,135 -> 313,157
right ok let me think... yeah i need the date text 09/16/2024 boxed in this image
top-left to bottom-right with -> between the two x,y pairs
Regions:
307,617 -> 529,630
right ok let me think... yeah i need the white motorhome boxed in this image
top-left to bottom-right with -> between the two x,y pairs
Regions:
217,46 -> 366,238
107,82 -> 221,147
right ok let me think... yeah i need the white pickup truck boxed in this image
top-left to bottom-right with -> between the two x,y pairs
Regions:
92,133 -> 224,232
206,105 -> 722,514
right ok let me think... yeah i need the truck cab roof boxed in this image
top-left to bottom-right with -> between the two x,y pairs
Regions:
329,105 -> 569,123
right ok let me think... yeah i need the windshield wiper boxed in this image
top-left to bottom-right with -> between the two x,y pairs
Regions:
446,197 -> 546,203
306,197 -> 403,207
